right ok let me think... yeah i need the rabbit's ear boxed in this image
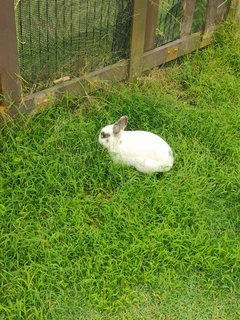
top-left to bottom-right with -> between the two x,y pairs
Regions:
113,116 -> 128,134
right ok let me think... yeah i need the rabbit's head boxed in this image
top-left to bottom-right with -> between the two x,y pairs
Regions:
99,116 -> 128,150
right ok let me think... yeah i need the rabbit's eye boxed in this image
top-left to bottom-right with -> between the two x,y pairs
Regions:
101,132 -> 110,139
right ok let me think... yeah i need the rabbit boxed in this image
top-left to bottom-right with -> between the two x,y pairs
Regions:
98,116 -> 174,173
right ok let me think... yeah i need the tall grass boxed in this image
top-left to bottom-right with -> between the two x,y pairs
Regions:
0,21 -> 240,319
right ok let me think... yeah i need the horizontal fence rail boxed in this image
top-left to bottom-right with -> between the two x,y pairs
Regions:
0,0 -> 237,116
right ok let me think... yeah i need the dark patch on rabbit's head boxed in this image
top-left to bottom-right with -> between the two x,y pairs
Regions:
100,132 -> 110,139
99,125 -> 114,148
99,116 -> 128,149
100,131 -> 110,144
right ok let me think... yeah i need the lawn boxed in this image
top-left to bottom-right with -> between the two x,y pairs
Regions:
1,22 -> 240,319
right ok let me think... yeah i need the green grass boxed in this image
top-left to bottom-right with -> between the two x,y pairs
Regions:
1,22 -> 240,319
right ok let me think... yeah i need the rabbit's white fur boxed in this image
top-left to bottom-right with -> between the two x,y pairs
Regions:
99,116 -> 174,173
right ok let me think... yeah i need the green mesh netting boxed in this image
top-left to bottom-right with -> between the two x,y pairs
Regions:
15,0 -> 133,93
156,0 -> 183,46
156,0 -> 231,46
15,0 -> 231,93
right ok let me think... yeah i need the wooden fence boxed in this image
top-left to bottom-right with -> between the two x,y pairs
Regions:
0,0 -> 239,116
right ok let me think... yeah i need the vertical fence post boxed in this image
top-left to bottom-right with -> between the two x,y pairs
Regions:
180,0 -> 196,37
0,0 -> 21,105
144,0 -> 160,52
203,0 -> 219,34
129,0 -> 148,80
236,0 -> 240,19
231,0 -> 240,20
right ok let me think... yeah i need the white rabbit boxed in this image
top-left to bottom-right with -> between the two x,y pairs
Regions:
99,116 -> 174,173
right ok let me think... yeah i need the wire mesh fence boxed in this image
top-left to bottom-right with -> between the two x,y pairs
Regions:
14,0 -> 232,94
191,0 -> 208,34
15,0 -> 133,93
156,0 -> 183,46
156,0 -> 231,46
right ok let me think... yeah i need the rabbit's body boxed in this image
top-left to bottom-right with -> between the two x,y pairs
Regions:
99,116 -> 174,173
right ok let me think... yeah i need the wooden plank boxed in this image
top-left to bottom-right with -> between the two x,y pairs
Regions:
18,61 -> 129,115
3,28 -> 217,118
230,0 -> 240,20
179,32 -> 201,54
142,33 -> 202,72
203,0 -> 218,34
180,0 -> 196,37
216,0 -> 230,25
88,61 -> 129,81
142,40 -> 182,72
13,30 -> 207,117
0,0 -> 21,104
144,0 -> 160,51
129,0 -> 148,80
236,0 -> 240,19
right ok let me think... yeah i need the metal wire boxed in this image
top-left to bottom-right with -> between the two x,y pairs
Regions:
156,0 -> 183,46
14,0 -> 231,93
16,0 -> 133,92
191,0 -> 207,33
156,0 -> 231,46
